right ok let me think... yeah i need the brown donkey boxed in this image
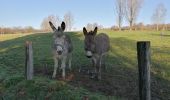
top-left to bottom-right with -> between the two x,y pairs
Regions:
49,21 -> 73,79
83,27 -> 110,80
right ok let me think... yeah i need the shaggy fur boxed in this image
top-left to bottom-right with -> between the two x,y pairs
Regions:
49,21 -> 73,79
83,27 -> 110,80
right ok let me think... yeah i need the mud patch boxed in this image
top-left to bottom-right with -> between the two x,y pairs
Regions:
34,65 -> 170,100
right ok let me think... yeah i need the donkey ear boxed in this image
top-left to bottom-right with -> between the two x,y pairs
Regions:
93,27 -> 97,35
49,21 -> 57,32
61,21 -> 65,31
83,27 -> 87,35
57,27 -> 61,31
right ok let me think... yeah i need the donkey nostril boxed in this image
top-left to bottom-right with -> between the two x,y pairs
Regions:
85,48 -> 88,51
57,51 -> 62,55
86,55 -> 92,58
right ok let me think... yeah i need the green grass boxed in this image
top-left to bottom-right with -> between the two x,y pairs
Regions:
2,76 -> 118,100
0,30 -> 170,99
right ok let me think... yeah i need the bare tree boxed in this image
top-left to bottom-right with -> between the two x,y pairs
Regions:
41,17 -> 51,32
98,25 -> 104,30
151,3 -> 167,31
0,28 -> 1,34
114,0 -> 125,31
125,0 -> 144,30
134,22 -> 144,30
48,15 -> 61,27
86,23 -> 93,30
64,12 -> 74,31
55,16 -> 61,27
24,26 -> 34,33
41,15 -> 61,32
86,22 -> 103,30
0,26 -> 37,34
93,23 -> 98,28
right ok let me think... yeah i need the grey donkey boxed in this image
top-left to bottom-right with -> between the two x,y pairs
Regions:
49,21 -> 73,79
83,27 -> 110,80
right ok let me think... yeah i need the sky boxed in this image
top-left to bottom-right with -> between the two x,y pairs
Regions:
0,0 -> 170,30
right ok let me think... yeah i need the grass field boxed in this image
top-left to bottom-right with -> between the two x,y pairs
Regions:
0,30 -> 170,100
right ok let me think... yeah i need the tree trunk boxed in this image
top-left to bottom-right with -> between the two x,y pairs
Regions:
162,24 -> 165,31
118,23 -> 122,31
156,24 -> 159,31
129,21 -> 133,31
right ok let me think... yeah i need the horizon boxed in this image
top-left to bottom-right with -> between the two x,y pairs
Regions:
0,0 -> 170,30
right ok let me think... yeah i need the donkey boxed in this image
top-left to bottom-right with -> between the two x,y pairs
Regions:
83,27 -> 110,80
49,21 -> 73,79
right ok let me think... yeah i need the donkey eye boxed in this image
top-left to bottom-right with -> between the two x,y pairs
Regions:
85,47 -> 88,51
84,45 -> 87,49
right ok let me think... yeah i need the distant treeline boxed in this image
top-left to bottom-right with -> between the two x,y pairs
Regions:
111,23 -> 170,31
0,26 -> 41,34
1,23 -> 170,34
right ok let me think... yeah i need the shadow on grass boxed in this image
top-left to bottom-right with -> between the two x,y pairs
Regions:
0,32 -> 170,100
150,33 -> 170,37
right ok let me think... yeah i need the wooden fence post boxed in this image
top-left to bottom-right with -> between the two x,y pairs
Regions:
137,41 -> 151,100
25,41 -> 33,80
83,96 -> 89,100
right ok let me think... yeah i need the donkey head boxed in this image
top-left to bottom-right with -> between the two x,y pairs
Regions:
49,21 -> 66,55
83,27 -> 97,58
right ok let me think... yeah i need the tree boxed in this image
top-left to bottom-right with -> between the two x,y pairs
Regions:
64,12 -> 74,31
138,22 -> 144,30
0,27 -> 2,34
125,0 -> 144,30
86,23 -> 93,30
48,15 -> 61,27
41,15 -> 61,32
86,22 -> 103,30
93,23 -> 98,28
41,17 -> 51,32
151,3 -> 167,31
25,26 -> 34,33
114,0 -> 125,31
98,25 -> 104,30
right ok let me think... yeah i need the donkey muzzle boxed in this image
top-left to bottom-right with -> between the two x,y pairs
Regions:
86,51 -> 92,58
57,51 -> 63,55
56,45 -> 63,55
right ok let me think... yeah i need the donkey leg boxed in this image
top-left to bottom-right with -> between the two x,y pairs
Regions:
97,56 -> 103,80
102,55 -> 107,71
90,57 -> 97,79
68,53 -> 72,71
92,57 -> 97,73
52,57 -> 58,78
61,56 -> 67,79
